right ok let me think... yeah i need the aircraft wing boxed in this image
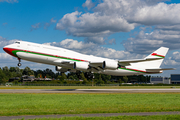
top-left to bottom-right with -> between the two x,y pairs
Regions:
118,58 -> 163,66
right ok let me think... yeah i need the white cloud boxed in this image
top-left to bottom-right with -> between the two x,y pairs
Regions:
0,53 -> 13,60
156,25 -> 180,31
123,25 -> 180,54
0,36 -> 19,47
56,11 -> 134,44
82,0 -> 95,10
56,0 -> 180,45
44,39 -> 143,60
130,3 -> 180,25
171,51 -> 180,62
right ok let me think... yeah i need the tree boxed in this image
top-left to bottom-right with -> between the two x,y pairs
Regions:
2,66 -> 11,79
43,68 -> 55,78
2,66 -> 9,72
68,75 -> 74,80
0,69 -> 7,84
123,76 -> 128,83
9,67 -> 16,72
23,67 -> 34,75
80,72 -> 88,84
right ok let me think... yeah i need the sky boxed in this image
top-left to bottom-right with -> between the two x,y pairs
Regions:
1,0 -> 180,77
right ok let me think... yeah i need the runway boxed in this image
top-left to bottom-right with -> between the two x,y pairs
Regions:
0,88 -> 180,93
1,89 -> 180,120
1,111 -> 180,120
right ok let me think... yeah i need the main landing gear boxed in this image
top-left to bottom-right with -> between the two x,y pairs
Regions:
17,58 -> 22,67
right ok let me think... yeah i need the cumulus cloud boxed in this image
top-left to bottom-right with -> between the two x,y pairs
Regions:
171,51 -> 180,62
0,53 -> 13,60
56,0 -> 140,44
56,11 -> 134,44
55,0 -> 180,45
129,3 -> 180,25
0,36 -> 19,47
156,25 -> 180,31
123,24 -> 180,54
82,0 -> 95,10
44,39 -> 144,60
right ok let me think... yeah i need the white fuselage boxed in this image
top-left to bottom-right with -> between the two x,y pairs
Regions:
3,41 -> 161,76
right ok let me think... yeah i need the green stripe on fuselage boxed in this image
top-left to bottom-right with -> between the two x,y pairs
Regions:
12,50 -> 83,62
119,67 -> 146,73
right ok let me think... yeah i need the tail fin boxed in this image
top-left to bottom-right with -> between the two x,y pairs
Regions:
145,47 -> 169,59
143,47 -> 169,69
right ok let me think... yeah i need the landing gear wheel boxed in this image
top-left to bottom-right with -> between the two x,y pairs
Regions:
17,58 -> 21,67
17,63 -> 21,67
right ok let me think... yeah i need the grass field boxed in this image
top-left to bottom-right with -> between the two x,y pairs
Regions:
15,115 -> 180,120
0,93 -> 180,116
0,86 -> 180,89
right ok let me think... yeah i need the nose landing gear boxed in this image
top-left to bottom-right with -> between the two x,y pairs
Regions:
17,58 -> 22,67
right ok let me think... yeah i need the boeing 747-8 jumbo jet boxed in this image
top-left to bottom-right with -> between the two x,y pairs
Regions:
3,41 -> 174,76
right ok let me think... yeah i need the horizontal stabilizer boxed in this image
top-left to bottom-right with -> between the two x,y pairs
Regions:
118,58 -> 163,66
146,68 -> 175,72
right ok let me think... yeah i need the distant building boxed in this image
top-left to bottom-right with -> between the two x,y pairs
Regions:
22,75 -> 35,82
171,74 -> 180,84
150,77 -> 171,84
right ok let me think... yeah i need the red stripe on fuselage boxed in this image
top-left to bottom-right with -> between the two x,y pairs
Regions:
3,47 -> 88,62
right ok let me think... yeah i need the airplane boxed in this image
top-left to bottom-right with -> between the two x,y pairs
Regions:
3,41 -> 174,76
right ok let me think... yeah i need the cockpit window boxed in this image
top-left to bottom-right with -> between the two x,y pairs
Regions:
15,42 -> 20,44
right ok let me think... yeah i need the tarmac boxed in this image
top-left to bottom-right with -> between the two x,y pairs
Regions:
1,111 -> 180,120
0,88 -> 180,93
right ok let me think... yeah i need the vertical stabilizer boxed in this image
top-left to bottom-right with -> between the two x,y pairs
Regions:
145,47 -> 169,59
142,47 -> 169,68
130,47 -> 169,69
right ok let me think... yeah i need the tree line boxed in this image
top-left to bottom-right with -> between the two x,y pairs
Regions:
0,66 -> 151,84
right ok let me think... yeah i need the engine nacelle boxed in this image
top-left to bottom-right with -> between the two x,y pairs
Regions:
55,66 -> 68,72
73,62 -> 89,70
103,61 -> 118,70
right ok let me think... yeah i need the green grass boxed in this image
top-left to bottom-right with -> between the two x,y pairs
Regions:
1,86 -> 180,89
15,115 -> 180,120
0,93 -> 180,116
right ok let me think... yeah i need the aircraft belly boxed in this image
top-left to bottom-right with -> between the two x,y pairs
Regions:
16,52 -> 58,65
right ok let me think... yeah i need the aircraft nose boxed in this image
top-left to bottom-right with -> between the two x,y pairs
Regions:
3,47 -> 8,52
3,47 -> 17,57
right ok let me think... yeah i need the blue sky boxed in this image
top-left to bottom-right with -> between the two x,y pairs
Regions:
1,0 -> 180,77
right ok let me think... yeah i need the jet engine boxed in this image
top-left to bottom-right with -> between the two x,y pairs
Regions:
55,66 -> 68,72
73,62 -> 89,70
103,61 -> 118,70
